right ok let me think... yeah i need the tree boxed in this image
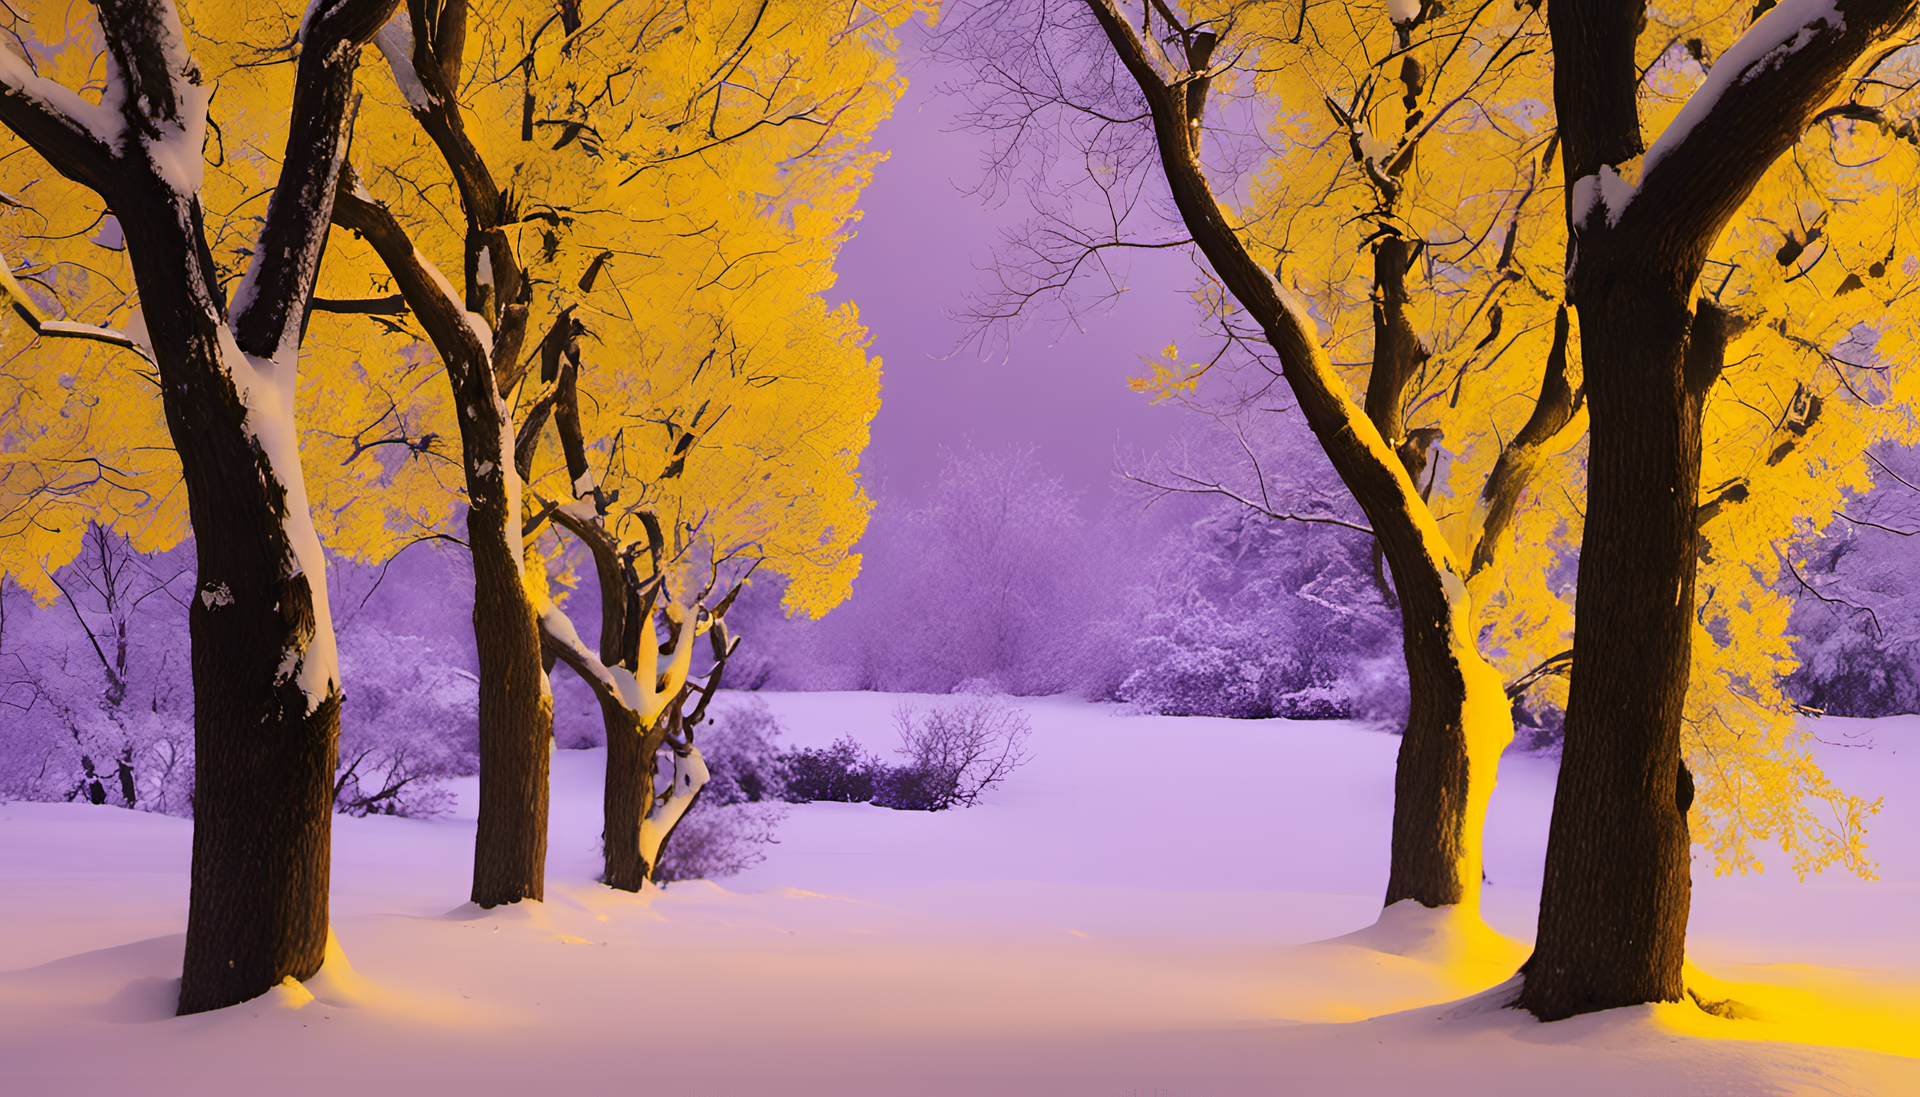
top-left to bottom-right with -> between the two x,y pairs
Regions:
937,0 -> 1914,943
1522,0 -> 1918,1019
526,360 -> 748,888
936,0 -> 1571,915
307,0 -> 906,899
0,0 -> 401,1013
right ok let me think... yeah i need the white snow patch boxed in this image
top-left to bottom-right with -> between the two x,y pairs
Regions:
374,11 -> 435,112
0,38 -> 126,149
637,745 -> 709,867
410,248 -> 492,356
214,326 -> 338,713
1,702 -> 1915,1088
1569,166 -> 1636,229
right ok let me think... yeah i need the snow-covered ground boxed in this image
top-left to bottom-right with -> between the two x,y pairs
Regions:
1,694 -> 1915,1095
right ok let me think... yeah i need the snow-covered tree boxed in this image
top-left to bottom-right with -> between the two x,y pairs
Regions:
0,0 -> 404,1013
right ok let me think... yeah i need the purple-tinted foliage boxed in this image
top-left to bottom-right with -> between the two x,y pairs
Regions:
0,527 -> 195,812
0,532 -> 486,818
874,696 -> 1033,811
653,696 -> 790,883
730,419 -> 1406,722
1787,442 -> 1920,717
728,443 -> 1098,696
779,736 -> 883,803
324,544 -> 481,817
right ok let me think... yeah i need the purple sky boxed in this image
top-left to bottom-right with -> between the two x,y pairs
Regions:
828,43 -> 1202,508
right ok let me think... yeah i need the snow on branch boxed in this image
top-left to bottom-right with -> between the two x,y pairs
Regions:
0,35 -> 125,161
1615,0 -> 1914,265
0,252 -> 151,362
331,163 -> 494,374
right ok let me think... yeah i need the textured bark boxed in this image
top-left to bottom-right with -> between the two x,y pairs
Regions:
598,700 -> 656,891
1522,283 -> 1701,1019
1522,0 -> 1914,1021
463,366 -> 552,906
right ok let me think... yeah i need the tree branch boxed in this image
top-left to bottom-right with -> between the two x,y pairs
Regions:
331,161 -> 490,385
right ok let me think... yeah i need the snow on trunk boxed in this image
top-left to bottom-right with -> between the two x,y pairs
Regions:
214,327 -> 339,713
1642,0 -> 1848,179
373,10 -> 435,111
637,745 -> 710,871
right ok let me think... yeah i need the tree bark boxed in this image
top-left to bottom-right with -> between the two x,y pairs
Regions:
463,365 -> 552,907
1522,0 -> 1913,1020
598,700 -> 655,890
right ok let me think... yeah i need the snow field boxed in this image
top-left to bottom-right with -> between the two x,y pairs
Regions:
0,695 -> 1915,1095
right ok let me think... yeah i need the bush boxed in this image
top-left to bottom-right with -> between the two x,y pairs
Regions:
654,802 -> 787,884
694,696 -> 787,805
331,630 -> 479,818
651,697 -> 791,883
779,735 -> 881,803
872,697 -> 1032,811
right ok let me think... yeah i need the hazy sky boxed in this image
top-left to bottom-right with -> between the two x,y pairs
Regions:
828,39 -> 1203,508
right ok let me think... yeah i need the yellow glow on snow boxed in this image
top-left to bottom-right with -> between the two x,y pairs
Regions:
1668,961 -> 1920,1059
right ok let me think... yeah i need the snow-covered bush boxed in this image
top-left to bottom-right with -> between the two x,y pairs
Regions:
653,802 -> 788,884
331,631 -> 477,818
1103,508 -> 1400,721
692,696 -> 788,805
652,698 -> 791,883
0,530 -> 196,813
726,444 -> 1097,695
873,696 -> 1032,811
1785,449 -> 1920,716
326,551 -> 482,818
780,735 -> 882,803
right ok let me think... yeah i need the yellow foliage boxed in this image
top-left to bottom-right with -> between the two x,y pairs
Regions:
1127,344 -> 1205,403
299,0 -> 920,619
1192,0 -> 1919,877
0,1 -> 912,632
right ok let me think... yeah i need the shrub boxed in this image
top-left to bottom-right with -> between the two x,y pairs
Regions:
779,735 -> 881,803
331,630 -> 479,818
873,696 -> 1032,811
694,696 -> 787,805
651,697 -> 791,883
654,802 -> 787,884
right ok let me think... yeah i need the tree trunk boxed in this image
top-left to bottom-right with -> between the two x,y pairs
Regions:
464,366 -> 552,907
600,702 -> 660,891
1518,285 -> 1700,1020
1080,0 -> 1516,915
1519,0 -> 1913,1020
